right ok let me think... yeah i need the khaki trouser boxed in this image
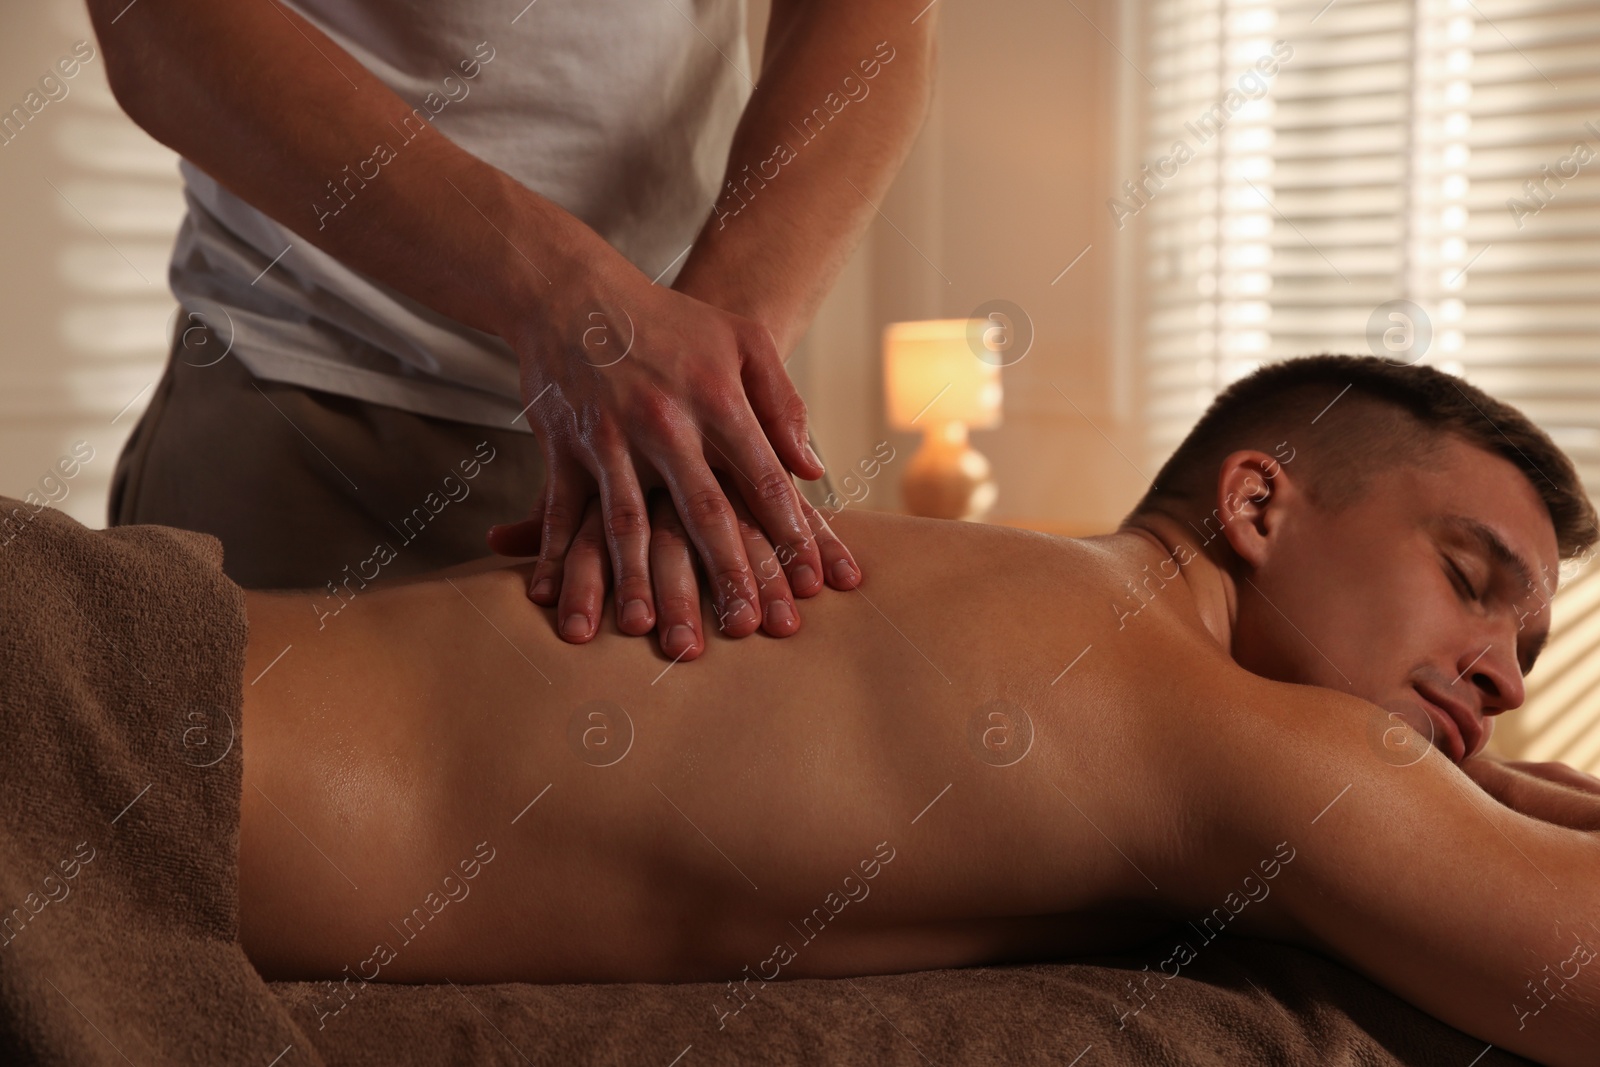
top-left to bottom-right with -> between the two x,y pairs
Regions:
109,338 -> 547,590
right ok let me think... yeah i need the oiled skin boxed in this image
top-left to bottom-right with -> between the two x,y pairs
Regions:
237,508 -> 1600,1065
240,512 -> 1247,978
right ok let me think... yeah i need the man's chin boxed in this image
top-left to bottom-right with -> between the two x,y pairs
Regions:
1384,695 -> 1477,763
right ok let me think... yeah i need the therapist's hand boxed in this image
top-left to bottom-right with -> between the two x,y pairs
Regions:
488,480 -> 860,660
494,257 -> 858,643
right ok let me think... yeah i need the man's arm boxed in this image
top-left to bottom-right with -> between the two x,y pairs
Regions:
85,0 -> 836,652
1462,754 -> 1600,832
1166,680 -> 1600,1067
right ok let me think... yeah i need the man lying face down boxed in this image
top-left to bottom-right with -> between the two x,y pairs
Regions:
237,354 -> 1600,1065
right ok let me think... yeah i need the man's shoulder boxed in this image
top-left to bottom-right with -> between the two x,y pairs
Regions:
1156,671 -> 1409,831
1130,669 -> 1409,904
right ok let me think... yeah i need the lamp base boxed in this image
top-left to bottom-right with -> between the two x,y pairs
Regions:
900,424 -> 997,521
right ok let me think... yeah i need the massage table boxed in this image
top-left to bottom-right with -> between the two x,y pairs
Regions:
0,499 -> 1534,1065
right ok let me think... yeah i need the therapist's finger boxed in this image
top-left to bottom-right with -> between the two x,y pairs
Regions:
647,489 -> 703,661
797,493 -> 861,591
740,324 -> 826,481
591,453 -> 655,637
720,474 -> 798,637
526,455 -> 591,606
705,409 -> 825,600
554,502 -> 607,643
486,516 -> 543,558
657,451 -> 762,639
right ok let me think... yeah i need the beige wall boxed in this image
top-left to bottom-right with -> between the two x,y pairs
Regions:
789,0 -> 1140,533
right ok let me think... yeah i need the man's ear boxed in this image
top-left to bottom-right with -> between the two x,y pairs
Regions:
1214,449 -> 1300,569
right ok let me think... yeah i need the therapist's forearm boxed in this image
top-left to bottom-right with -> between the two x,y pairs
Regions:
86,0 -> 606,342
672,0 -> 937,357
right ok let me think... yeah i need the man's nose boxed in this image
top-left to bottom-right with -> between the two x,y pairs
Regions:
1457,639 -> 1526,715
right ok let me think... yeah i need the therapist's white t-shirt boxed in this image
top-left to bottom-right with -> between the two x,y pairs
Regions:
170,0 -> 750,430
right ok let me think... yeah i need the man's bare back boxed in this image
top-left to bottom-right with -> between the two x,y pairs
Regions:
237,428 -> 1600,1064
239,511 -> 1230,979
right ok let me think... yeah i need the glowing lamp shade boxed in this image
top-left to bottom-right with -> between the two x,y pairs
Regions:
883,319 -> 1003,431
882,319 -> 1002,520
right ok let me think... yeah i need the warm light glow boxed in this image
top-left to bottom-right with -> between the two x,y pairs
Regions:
882,319 -> 1003,432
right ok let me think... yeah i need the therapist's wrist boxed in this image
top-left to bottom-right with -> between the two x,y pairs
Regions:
466,172 -> 629,345
670,262 -> 800,361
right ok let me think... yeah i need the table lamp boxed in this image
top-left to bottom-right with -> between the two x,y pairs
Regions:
883,318 -> 1002,520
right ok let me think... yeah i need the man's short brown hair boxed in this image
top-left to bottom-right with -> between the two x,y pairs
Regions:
1128,354 -> 1599,560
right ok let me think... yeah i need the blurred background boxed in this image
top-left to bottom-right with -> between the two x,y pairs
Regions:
2,0 -> 1598,767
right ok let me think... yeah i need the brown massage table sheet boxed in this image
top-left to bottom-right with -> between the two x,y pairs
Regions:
0,498 -> 1534,1066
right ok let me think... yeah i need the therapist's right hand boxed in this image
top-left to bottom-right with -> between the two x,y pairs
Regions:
497,256 -> 856,646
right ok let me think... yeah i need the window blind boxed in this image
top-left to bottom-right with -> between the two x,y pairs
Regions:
1133,0 -> 1600,768
1465,0 -> 1600,768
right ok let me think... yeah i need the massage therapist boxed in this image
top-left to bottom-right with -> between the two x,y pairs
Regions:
87,0 -> 935,661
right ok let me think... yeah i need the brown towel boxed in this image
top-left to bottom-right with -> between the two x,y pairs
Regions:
271,939 -> 1536,1066
0,496 -> 316,1065
0,498 -> 1535,1066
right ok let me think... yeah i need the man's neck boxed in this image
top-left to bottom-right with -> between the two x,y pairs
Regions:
1115,513 -> 1239,657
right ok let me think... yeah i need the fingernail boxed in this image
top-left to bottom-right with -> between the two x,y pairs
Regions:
531,577 -> 555,599
792,563 -> 819,593
831,559 -> 858,586
621,598 -> 650,628
665,624 -> 695,656
802,440 -> 824,470
766,600 -> 796,632
561,613 -> 589,638
721,597 -> 756,629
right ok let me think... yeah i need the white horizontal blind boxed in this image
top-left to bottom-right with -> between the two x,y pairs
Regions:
1134,0 -> 1600,768
1139,0 -> 1283,454
1138,0 -> 1444,455
1459,0 -> 1600,768
1460,0 -> 1600,491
